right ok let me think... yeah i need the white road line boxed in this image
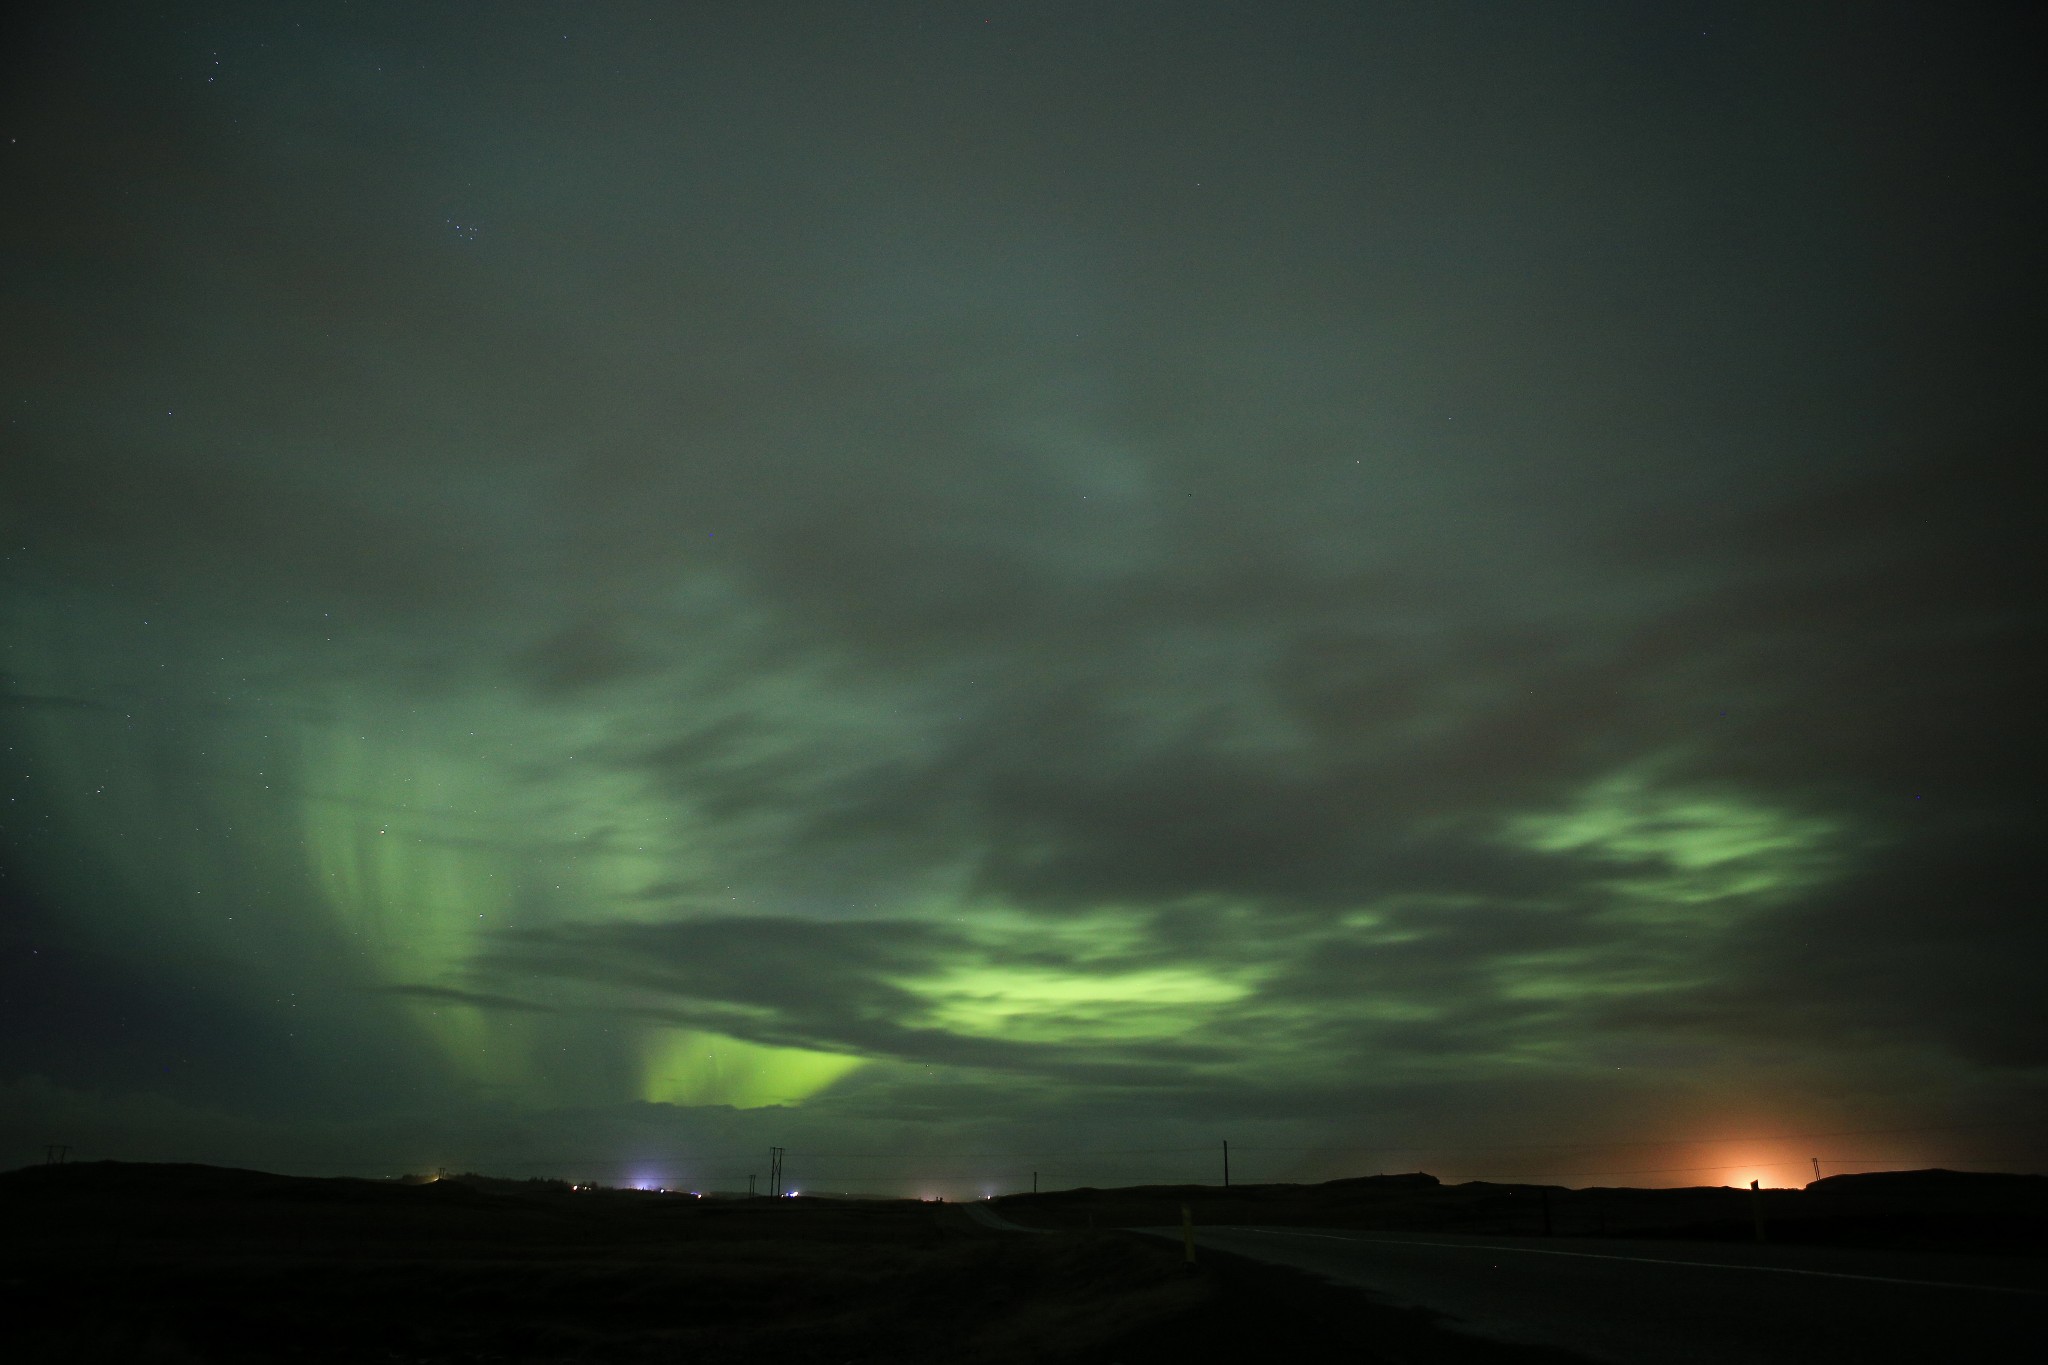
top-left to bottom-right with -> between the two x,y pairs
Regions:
1218,1228 -> 2048,1296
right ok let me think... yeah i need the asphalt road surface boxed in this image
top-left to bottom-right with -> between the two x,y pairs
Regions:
962,1201 -> 1050,1234
1137,1225 -> 2047,1364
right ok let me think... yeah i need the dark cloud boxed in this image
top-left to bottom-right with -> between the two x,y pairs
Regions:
381,984 -> 557,1015
0,685 -> 111,714
1,1 -> 2040,1185
476,915 -> 1230,1081
1600,812 -> 2048,1069
515,620 -> 659,698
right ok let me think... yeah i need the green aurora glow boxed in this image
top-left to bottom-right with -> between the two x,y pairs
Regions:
2,2 -> 2042,1190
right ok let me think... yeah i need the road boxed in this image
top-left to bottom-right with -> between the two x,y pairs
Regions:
1135,1225 -> 2047,1364
961,1200 -> 1051,1234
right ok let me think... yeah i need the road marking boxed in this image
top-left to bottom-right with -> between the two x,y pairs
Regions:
1220,1228 -> 2048,1296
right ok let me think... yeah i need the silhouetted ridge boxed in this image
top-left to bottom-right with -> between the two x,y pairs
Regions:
1808,1168 -> 2048,1194
0,1160 -> 509,1207
1324,1172 -> 1440,1190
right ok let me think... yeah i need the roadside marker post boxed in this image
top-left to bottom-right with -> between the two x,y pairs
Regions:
1750,1179 -> 1768,1243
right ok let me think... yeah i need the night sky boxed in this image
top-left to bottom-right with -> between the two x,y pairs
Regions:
3,2 -> 2042,1196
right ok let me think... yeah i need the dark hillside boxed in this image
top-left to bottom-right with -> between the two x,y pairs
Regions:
994,1167 -> 2048,1257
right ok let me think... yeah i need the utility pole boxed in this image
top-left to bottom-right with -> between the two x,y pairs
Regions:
1749,1179 -> 1768,1243
1222,1140 -> 1230,1189
1811,1157 -> 1822,1182
769,1147 -> 785,1198
748,1173 -> 756,1198
1032,1170 -> 1038,1194
44,1145 -> 68,1165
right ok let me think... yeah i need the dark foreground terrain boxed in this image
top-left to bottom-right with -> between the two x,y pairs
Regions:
990,1170 -> 2048,1364
992,1166 -> 2048,1258
0,1162 -> 1591,1364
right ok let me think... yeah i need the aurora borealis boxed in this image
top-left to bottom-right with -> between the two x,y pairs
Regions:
2,3 -> 2042,1194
